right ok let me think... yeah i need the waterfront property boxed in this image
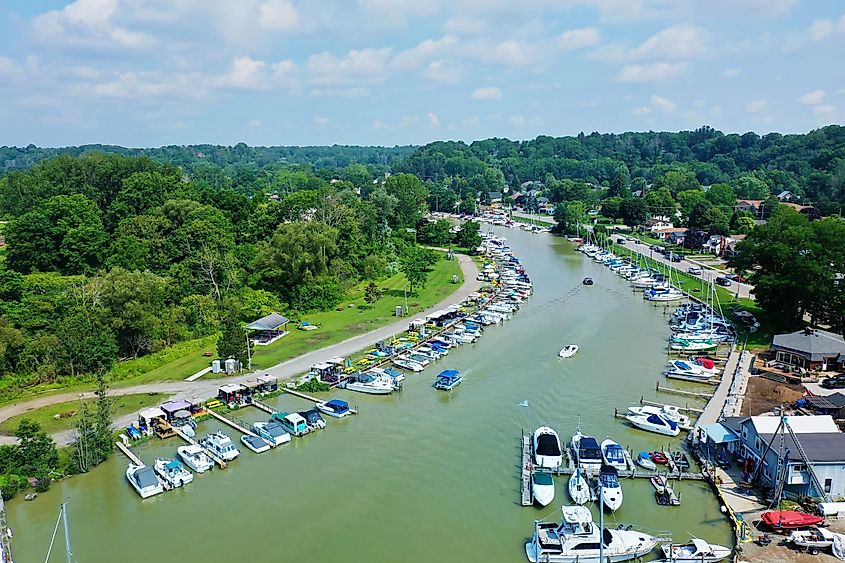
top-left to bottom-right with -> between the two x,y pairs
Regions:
770,327 -> 845,371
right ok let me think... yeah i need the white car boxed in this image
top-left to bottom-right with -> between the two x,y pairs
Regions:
687,266 -> 702,275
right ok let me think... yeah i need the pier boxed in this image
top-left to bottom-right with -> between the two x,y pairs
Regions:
695,350 -> 752,427
281,388 -> 321,403
206,409 -> 258,438
639,398 -> 704,414
519,433 -> 532,506
655,382 -> 714,399
251,399 -> 275,415
115,441 -> 143,465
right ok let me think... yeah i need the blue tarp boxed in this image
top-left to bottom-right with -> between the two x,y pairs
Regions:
326,399 -> 349,410
437,370 -> 460,379
700,423 -> 738,444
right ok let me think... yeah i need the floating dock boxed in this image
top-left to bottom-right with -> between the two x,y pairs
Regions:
173,426 -> 227,469
115,441 -> 143,465
520,433 -> 533,506
206,409 -> 258,438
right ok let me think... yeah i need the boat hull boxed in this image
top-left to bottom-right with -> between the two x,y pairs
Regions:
625,414 -> 680,436
567,472 -> 592,505
344,383 -> 393,395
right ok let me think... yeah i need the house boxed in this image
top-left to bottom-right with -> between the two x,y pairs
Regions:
697,416 -> 744,464
777,190 -> 796,201
771,328 -> 845,371
723,234 -> 746,258
802,393 -> 845,420
735,199 -> 764,216
644,218 -> 673,232
652,227 -> 688,243
488,191 -> 503,203
702,234 -> 734,256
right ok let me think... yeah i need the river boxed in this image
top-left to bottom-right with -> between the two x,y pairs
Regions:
8,227 -> 733,562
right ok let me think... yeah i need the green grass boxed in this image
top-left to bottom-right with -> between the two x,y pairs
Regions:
251,255 -> 463,369
511,214 -> 554,226
107,335 -> 218,385
0,393 -> 165,436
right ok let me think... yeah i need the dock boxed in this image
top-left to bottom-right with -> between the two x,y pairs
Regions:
251,399 -> 275,415
0,491 -> 12,563
520,433 -> 533,506
115,441 -> 143,465
206,409 -> 258,438
551,464 -> 706,481
639,398 -> 704,414
281,388 -> 321,403
695,350 -> 752,427
172,426 -> 227,469
655,382 -> 714,399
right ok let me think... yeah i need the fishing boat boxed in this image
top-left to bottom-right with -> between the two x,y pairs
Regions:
177,444 -> 214,473
659,539 -> 731,562
525,505 -> 663,563
199,431 -> 240,461
126,463 -> 164,499
558,345 -> 578,358
241,434 -> 271,454
598,465 -> 623,511
788,527 -> 835,554
571,431 -> 603,470
600,439 -> 627,471
434,369 -> 463,390
627,405 -> 690,427
315,399 -> 353,418
567,467 -> 592,505
625,412 -> 680,436
153,458 -> 193,488
345,373 -> 395,395
636,451 -> 656,470
532,469 -> 556,507
252,421 -> 292,446
534,427 -> 563,469
760,510 -> 825,530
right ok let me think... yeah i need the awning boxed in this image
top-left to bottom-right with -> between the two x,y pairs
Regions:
138,407 -> 166,421
257,375 -> 277,385
219,384 -> 246,394
245,312 -> 290,331
700,423 -> 738,444
160,399 -> 192,415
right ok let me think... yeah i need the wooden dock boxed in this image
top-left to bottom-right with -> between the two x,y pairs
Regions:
520,433 -> 533,506
206,409 -> 258,438
115,441 -> 143,465
639,398 -> 704,414
173,426 -> 227,469
281,388 -> 321,403
551,464 -> 705,481
251,399 -> 275,415
656,382 -> 714,399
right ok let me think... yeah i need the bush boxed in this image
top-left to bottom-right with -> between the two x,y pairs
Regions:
296,380 -> 330,393
34,478 -> 51,493
0,474 -> 27,500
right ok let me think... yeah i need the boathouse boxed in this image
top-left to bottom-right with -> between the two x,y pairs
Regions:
246,312 -> 290,346
771,328 -> 845,371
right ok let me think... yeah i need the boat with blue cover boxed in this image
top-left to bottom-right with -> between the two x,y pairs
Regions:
315,399 -> 354,418
600,439 -> 627,471
625,411 -> 681,436
434,369 -> 462,390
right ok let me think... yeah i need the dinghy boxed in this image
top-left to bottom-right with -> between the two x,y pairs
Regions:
659,539 -> 732,562
558,345 -> 578,358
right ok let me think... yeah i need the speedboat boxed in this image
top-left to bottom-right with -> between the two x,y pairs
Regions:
126,463 -> 164,499
252,421 -> 292,446
571,431 -> 603,470
200,431 -> 240,461
534,427 -> 563,469
625,412 -> 680,436
636,451 -> 657,471
627,405 -> 690,427
241,434 -> 271,454
532,470 -> 556,507
600,439 -> 627,471
391,357 -> 425,372
298,409 -> 327,430
153,458 -> 193,488
345,373 -> 395,395
660,539 -> 732,562
651,476 -> 680,506
525,505 -> 663,563
582,277 -> 593,285
567,468 -> 592,505
760,510 -> 825,530
178,444 -> 214,473
558,345 -> 578,358
789,527 -> 835,554
598,465 -> 623,511
315,399 -> 353,418
666,359 -> 718,380
434,369 -> 463,390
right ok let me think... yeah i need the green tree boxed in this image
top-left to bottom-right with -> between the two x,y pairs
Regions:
216,299 -> 250,368
643,188 -> 676,215
735,174 -> 769,199
14,419 -> 59,479
704,183 -> 736,208
455,220 -> 481,249
383,173 -> 429,228
620,198 -> 648,227
607,165 -> 631,199
399,246 -> 437,293
364,282 -> 382,305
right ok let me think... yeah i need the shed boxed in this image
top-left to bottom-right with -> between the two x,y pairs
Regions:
161,399 -> 193,420
698,422 -> 740,464
138,407 -> 167,429
218,383 -> 247,404
257,374 -> 278,393
246,312 -> 290,346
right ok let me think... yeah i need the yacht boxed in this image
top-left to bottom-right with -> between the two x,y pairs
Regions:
660,539 -> 732,562
345,373 -> 395,394
571,432 -> 603,470
645,287 -> 684,302
153,458 -> 193,488
252,421 -> 292,446
598,465 -> 623,511
534,427 -> 563,469
241,434 -> 271,454
525,505 -> 663,563
627,405 -> 690,427
199,431 -> 240,461
126,463 -> 165,499
567,467 -> 592,505
315,399 -> 354,418
177,444 -> 214,473
391,356 -> 425,372
670,339 -> 718,353
600,439 -> 627,471
625,412 -> 681,437
532,470 -> 556,507
666,359 -> 718,381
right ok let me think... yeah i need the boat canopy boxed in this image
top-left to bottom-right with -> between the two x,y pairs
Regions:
219,384 -> 246,394
165,460 -> 182,471
437,370 -> 460,379
536,434 -> 561,457
138,407 -> 167,422
647,413 -> 677,429
326,399 -> 349,410
533,471 -> 554,485
696,358 -> 716,369
135,466 -> 159,488
161,399 -> 192,416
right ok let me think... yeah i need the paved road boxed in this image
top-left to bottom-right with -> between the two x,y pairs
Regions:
0,254 -> 482,446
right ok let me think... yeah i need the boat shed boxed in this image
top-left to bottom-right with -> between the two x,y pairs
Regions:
246,312 -> 290,346
138,407 -> 167,433
698,422 -> 740,464
218,383 -> 247,405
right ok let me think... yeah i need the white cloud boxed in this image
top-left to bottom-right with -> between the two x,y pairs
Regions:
592,23 -> 711,63
722,68 -> 741,78
799,89 -> 825,105
471,86 -> 502,100
247,119 -> 264,129
813,104 -> 837,117
615,62 -> 687,82
632,106 -> 651,116
258,0 -> 300,32
426,112 -> 440,127
809,15 -> 845,41
220,56 -> 268,89
650,94 -> 676,113
314,116 -> 330,125
746,98 -> 768,113
422,60 -> 461,83
306,47 -> 392,86
482,40 -> 535,67
444,16 -> 487,35
559,27 -> 601,51
32,0 -> 153,49
357,0 -> 440,28
392,36 -> 458,70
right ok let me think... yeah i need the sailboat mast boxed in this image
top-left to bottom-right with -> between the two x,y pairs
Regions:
599,477 -> 604,563
62,503 -> 72,563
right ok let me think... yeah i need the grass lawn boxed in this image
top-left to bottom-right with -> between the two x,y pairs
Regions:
0,393 -> 165,436
512,214 -> 554,226
251,254 -> 463,369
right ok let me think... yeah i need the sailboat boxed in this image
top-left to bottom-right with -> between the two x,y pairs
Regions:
44,502 -> 74,562
567,466 -> 592,505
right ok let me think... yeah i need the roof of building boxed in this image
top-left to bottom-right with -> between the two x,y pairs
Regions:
701,422 -> 739,444
736,199 -> 764,206
825,393 -> 845,408
160,399 -> 192,414
720,416 -> 746,435
777,190 -> 793,198
772,329 -> 845,361
803,395 -> 840,410
745,414 -> 840,435
245,312 -> 290,331
489,191 -> 503,199
758,432 -> 845,463
653,227 -> 688,234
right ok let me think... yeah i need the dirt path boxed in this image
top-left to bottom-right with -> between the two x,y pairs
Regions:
0,254 -> 482,446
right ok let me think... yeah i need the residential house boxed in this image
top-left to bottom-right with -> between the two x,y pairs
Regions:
702,234 -> 735,256
644,218 -> 673,232
536,196 -> 551,213
723,234 -> 746,258
771,328 -> 845,371
777,190 -> 796,201
735,199 -> 764,216
488,191 -> 503,204
652,227 -> 688,244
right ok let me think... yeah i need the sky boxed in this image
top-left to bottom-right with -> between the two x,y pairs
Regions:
0,0 -> 843,147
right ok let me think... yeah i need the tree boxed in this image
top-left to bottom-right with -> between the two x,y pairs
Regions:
654,169 -> 700,195
455,220 -> 481,249
364,282 -> 382,305
416,219 -> 453,246
399,246 -> 437,293
383,173 -> 429,228
643,188 -> 676,215
676,189 -> 707,222
607,165 -> 631,199
216,299 -> 250,368
620,198 -> 648,227
14,419 -> 59,479
704,183 -> 736,208
735,174 -> 769,199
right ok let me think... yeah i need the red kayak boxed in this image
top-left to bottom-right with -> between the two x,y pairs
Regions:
760,510 -> 824,530
650,452 -> 669,464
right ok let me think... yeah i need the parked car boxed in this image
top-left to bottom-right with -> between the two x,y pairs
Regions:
616,238 -> 626,244
715,276 -> 733,287
730,274 -> 748,283
670,254 -> 682,262
651,244 -> 665,253
688,266 -> 702,275
821,376 -> 845,390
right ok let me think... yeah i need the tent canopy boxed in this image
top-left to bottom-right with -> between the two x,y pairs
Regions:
245,312 -> 290,331
138,407 -> 166,421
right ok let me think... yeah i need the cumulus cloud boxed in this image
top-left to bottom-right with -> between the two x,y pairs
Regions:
220,56 -> 268,89
615,62 -> 687,82
559,27 -> 601,51
392,36 -> 458,70
258,0 -> 300,32
746,98 -> 768,113
809,15 -> 845,41
471,86 -> 502,100
650,94 -> 676,113
32,0 -> 154,49
591,23 -> 711,63
306,47 -> 392,86
426,112 -> 440,126
482,40 -> 535,67
798,89 -> 825,105
422,60 -> 461,83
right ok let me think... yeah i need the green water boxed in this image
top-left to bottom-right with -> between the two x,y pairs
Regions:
8,229 -> 733,562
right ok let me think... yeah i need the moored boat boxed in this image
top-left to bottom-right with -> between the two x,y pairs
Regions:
627,405 -> 690,427
532,470 -> 555,507
126,463 -> 164,499
625,412 -> 680,437
600,439 -> 627,471
636,451 -> 657,470
200,431 -> 240,461
178,444 -> 214,473
567,467 -> 592,505
345,373 -> 396,395
241,434 -> 271,454
534,427 -> 563,469
558,345 -> 578,358
659,539 -> 732,562
598,465 -> 623,511
315,399 -> 353,418
571,431 -> 603,470
153,458 -> 193,488
252,421 -> 292,446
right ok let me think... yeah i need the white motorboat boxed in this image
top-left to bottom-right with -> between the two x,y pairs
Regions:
391,357 -> 425,372
532,470 -> 556,507
252,421 -> 292,446
200,431 -> 240,461
558,345 -> 578,358
645,288 -> 684,302
598,465 -> 623,512
636,451 -> 657,470
571,431 -> 603,470
402,352 -> 431,366
567,468 -> 592,505
241,434 -> 271,454
788,527 -> 835,555
666,359 -> 718,380
659,539 -> 732,562
345,373 -> 395,394
526,505 -> 663,563
315,399 -> 354,418
126,463 -> 164,499
153,458 -> 193,488
177,444 -> 214,473
670,339 -> 718,353
600,439 -> 627,471
625,412 -> 681,437
533,427 -> 563,469
627,405 -> 690,427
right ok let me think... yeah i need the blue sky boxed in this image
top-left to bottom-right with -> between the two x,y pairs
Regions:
0,0 -> 843,147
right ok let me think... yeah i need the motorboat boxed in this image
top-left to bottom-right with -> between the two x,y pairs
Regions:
270,412 -> 311,437
391,356 -> 425,372
434,369 -> 463,390
636,451 -> 656,470
600,439 -> 627,471
788,527 -> 835,554
670,338 -> 718,353
402,352 -> 431,366
660,539 -> 732,562
645,287 -> 684,302
345,373 -> 395,395
651,476 -> 680,506
126,463 -> 164,499
598,465 -> 623,511
525,505 -> 663,563
627,405 -> 690,427
177,444 -> 214,473
532,470 -> 556,507
153,458 -> 193,488
571,431 -> 603,470
534,427 -> 563,469
315,399 -> 353,418
252,421 -> 292,446
298,409 -> 327,430
760,510 -> 825,530
567,468 -> 592,505
666,359 -> 718,380
558,345 -> 578,359
241,434 -> 271,454
625,412 -> 680,436
650,451 -> 669,465
199,431 -> 240,461
582,277 -> 593,285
